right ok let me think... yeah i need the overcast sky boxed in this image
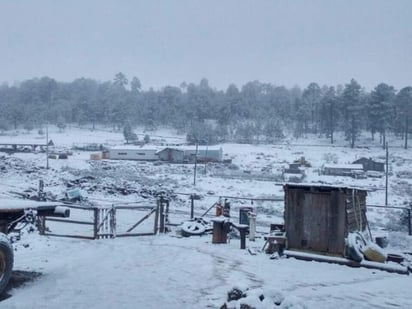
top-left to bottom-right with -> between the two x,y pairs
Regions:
0,0 -> 411,90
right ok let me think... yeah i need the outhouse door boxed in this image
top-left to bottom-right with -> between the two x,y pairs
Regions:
301,192 -> 330,252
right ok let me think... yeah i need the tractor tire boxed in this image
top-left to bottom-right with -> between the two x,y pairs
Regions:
0,233 -> 13,295
181,219 -> 207,237
347,232 -> 366,262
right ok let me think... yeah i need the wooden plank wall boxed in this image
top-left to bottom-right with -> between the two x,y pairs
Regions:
284,186 -> 367,256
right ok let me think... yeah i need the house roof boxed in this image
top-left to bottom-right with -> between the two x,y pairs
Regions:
353,157 -> 385,164
282,183 -> 368,192
156,147 -> 184,154
109,145 -> 159,151
323,164 -> 363,170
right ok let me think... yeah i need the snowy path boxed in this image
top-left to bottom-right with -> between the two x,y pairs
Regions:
3,234 -> 411,309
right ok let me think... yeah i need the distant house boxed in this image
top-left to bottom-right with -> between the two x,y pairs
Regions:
156,148 -> 184,163
322,164 -> 364,177
72,143 -> 104,151
183,147 -> 223,163
283,163 -> 305,182
352,157 -> 385,172
108,146 -> 158,161
284,163 -> 303,174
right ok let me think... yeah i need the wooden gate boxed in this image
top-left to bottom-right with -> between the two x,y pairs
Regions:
38,198 -> 168,239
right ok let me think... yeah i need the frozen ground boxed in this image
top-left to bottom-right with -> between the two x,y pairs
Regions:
0,126 -> 411,308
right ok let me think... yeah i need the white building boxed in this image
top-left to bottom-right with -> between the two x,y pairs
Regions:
322,164 -> 364,176
108,146 -> 159,161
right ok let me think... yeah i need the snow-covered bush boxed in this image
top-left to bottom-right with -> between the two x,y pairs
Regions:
322,153 -> 338,164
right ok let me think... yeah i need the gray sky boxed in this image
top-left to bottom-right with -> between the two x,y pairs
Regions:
0,0 -> 411,90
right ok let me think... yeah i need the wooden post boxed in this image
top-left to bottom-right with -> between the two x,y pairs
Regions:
159,196 -> 165,233
93,207 -> 99,239
153,199 -> 160,234
165,199 -> 170,227
212,219 -> 228,244
101,208 -> 105,239
239,228 -> 247,249
37,216 -> 46,235
248,212 -> 256,241
190,195 -> 194,219
408,207 -> 411,236
111,204 -> 116,238
223,199 -> 230,218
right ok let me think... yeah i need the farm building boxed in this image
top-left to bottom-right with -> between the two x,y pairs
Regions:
353,157 -> 385,172
156,148 -> 185,163
183,147 -> 223,163
321,164 -> 363,176
283,184 -> 368,256
105,146 -> 223,163
108,146 -> 159,161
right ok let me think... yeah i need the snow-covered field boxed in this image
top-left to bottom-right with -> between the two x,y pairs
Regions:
1,126 -> 411,308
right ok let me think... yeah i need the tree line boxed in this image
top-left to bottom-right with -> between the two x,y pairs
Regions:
0,73 -> 411,148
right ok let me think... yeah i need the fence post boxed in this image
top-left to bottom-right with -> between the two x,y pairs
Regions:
159,196 -> 165,233
190,194 -> 194,219
408,208 -> 411,236
37,216 -> 46,235
154,199 -> 160,234
165,199 -> 170,228
111,204 -> 116,238
93,207 -> 99,239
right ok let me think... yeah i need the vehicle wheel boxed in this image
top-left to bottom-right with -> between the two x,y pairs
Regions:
347,232 -> 366,262
0,234 -> 13,295
181,220 -> 206,237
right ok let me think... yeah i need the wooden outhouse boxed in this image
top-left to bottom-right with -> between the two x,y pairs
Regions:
283,184 -> 368,256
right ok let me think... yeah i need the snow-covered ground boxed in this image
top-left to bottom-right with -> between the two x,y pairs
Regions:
1,126 -> 411,308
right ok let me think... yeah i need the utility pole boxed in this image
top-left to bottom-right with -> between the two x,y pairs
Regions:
193,142 -> 198,186
46,124 -> 49,169
204,140 -> 208,174
385,142 -> 389,206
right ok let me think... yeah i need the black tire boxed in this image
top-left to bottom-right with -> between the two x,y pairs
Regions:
181,219 -> 207,237
347,232 -> 366,262
0,234 -> 13,295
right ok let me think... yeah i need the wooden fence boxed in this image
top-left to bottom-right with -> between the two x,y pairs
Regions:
38,198 -> 168,239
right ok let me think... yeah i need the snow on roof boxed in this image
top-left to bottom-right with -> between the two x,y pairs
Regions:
155,148 -> 184,154
323,164 -> 363,169
282,182 -> 369,191
182,146 -> 222,151
108,145 -> 159,151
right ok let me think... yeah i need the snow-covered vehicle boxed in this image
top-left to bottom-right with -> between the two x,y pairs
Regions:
0,199 -> 70,294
